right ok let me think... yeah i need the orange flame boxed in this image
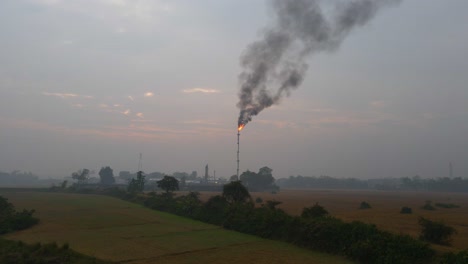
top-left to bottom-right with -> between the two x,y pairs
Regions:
238,124 -> 245,131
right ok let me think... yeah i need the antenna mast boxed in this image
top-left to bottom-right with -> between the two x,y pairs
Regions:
138,153 -> 142,172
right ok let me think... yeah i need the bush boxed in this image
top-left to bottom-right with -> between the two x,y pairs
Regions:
198,195 -> 228,225
422,201 -> 436,211
400,206 -> 412,214
435,203 -> 460,209
419,217 -> 456,245
291,217 -> 434,264
440,250 -> 468,264
301,203 -> 329,218
359,201 -> 371,209
0,238 -> 111,263
0,196 -> 39,234
255,197 -> 263,204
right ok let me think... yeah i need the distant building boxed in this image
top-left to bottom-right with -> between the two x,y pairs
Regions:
204,164 -> 209,182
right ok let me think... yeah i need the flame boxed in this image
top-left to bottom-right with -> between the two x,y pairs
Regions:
238,124 -> 245,131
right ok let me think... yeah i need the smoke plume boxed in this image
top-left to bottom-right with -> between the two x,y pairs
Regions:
237,0 -> 401,127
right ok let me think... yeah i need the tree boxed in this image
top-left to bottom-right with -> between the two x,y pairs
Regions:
222,181 -> 251,204
118,171 -> 133,180
127,171 -> 145,193
229,175 -> 238,182
239,166 -> 276,191
189,171 -> 198,179
157,176 -> 179,193
71,169 -> 89,185
419,217 -> 456,245
180,176 -> 186,189
99,166 -> 115,185
302,203 -> 329,218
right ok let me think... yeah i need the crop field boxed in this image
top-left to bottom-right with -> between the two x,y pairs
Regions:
198,189 -> 468,252
0,190 -> 352,264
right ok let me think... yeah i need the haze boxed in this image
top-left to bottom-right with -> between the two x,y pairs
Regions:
1,0 -> 467,180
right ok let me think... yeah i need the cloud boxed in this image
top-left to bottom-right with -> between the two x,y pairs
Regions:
144,92 -> 154,97
72,104 -> 85,108
182,88 -> 220,94
30,0 -> 175,28
42,92 -> 94,99
370,100 -> 387,108
31,0 -> 61,6
128,96 -> 135,101
256,119 -> 298,129
183,120 -> 219,126
123,109 -> 131,116
115,27 -> 127,34
136,112 -> 144,118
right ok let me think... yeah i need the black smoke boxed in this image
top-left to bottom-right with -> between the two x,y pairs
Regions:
237,0 -> 401,127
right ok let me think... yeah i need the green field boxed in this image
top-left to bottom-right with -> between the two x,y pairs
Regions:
0,191 -> 353,264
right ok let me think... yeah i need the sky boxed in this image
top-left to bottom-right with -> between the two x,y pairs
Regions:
1,0 -> 467,180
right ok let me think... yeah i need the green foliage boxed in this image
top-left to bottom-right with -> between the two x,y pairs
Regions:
435,202 -> 460,209
222,181 -> 251,204
289,217 -> 434,264
71,169 -> 90,185
440,250 -> 468,264
264,200 -> 281,210
301,203 -> 329,218
239,167 -> 276,191
255,197 -> 263,203
127,171 -> 145,193
98,166 -> 115,185
174,192 -> 202,217
419,217 -> 456,245
0,238 -> 112,264
400,206 -> 412,214
0,195 -> 38,234
422,200 -> 436,210
279,175 -> 369,189
156,175 -> 179,193
199,195 -> 229,225
359,201 -> 371,209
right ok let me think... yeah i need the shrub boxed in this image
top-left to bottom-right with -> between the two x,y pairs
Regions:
419,217 -> 456,245
0,196 -> 39,234
255,197 -> 263,203
198,195 -> 228,225
440,250 -> 468,264
359,201 -> 371,209
435,203 -> 460,209
174,192 -> 202,217
301,203 -> 329,218
400,206 -> 412,214
422,201 -> 436,211
0,238 -> 110,263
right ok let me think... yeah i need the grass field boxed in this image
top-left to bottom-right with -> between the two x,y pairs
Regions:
0,190 -> 353,264
199,189 -> 468,252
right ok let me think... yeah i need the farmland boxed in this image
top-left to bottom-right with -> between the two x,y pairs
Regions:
0,190 -> 352,264
215,189 -> 468,252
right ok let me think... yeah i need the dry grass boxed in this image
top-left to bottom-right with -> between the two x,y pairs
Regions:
0,191 -> 352,264
197,189 -> 468,252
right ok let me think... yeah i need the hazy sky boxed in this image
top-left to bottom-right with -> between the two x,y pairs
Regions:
1,0 -> 467,179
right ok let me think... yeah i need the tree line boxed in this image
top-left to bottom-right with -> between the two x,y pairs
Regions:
278,175 -> 468,193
